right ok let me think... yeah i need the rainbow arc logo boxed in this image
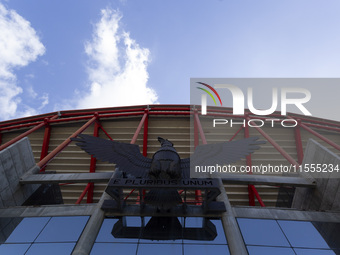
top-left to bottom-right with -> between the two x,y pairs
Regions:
196,82 -> 223,106
196,82 -> 223,114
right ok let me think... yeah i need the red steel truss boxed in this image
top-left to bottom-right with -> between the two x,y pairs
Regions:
0,105 -> 340,206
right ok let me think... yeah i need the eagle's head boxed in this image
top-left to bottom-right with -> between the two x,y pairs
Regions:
157,137 -> 174,147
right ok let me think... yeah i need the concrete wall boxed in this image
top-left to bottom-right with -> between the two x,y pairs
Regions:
292,139 -> 340,211
0,137 -> 37,208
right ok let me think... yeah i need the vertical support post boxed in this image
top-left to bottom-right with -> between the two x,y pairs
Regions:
294,119 -> 304,164
193,109 -> 203,205
40,118 -> 52,172
217,178 -> 248,255
194,108 -> 199,148
244,115 -> 255,206
87,115 -> 100,203
72,192 -> 112,255
0,132 -> 2,145
142,109 -> 149,157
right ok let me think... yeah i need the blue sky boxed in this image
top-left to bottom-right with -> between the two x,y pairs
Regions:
1,0 -> 340,121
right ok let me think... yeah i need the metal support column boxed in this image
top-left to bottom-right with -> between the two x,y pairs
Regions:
72,191 -> 112,255
217,178 -> 248,255
195,112 -> 248,253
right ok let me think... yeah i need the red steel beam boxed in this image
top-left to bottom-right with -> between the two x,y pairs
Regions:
300,123 -> 340,151
244,116 -> 256,206
293,116 -> 340,129
124,189 -> 136,201
99,124 -> 113,140
0,122 -> 43,131
37,116 -> 97,169
87,120 -> 100,203
39,118 -> 53,172
76,183 -> 91,204
0,114 -> 57,128
193,110 -> 204,205
98,112 -> 144,119
252,125 -> 300,168
149,112 -> 190,116
61,107 -> 145,117
250,185 -> 265,207
229,126 -> 243,142
131,111 -> 148,144
149,107 -> 191,112
194,111 -> 199,148
0,115 -> 58,151
194,111 -> 207,145
142,109 -> 149,157
303,122 -> 340,133
131,111 -> 148,204
294,120 -> 304,164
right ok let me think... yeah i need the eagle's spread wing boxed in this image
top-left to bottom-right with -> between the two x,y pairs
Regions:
180,137 -> 265,177
71,134 -> 152,178
180,158 -> 191,178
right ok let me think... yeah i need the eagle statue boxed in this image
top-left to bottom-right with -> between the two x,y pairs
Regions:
71,135 -> 265,210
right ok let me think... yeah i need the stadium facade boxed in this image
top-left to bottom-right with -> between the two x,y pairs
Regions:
0,105 -> 339,255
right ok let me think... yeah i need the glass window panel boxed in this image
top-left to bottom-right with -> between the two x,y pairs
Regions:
311,222 -> 340,249
140,217 -> 182,244
237,218 -> 290,247
0,244 -> 30,254
184,244 -> 230,255
137,243 -> 182,255
294,248 -> 336,255
25,243 -> 75,255
35,216 -> 89,243
126,216 -> 142,227
247,246 -> 295,255
5,217 -> 50,243
183,217 -> 202,228
183,218 -> 227,244
278,220 -> 329,249
96,218 -> 140,243
90,243 -> 138,255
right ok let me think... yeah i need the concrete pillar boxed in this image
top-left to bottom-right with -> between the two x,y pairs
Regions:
72,192 -> 111,255
0,137 -> 38,207
217,178 -> 248,255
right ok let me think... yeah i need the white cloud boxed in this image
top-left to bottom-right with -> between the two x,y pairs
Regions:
76,8 -> 158,109
27,86 -> 38,99
0,3 -> 45,120
38,93 -> 49,110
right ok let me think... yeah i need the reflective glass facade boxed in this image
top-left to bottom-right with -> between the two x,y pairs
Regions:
0,216 -> 89,255
91,217 -> 230,255
237,218 -> 340,255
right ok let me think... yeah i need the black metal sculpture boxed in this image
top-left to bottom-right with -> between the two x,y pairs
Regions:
71,135 -> 265,210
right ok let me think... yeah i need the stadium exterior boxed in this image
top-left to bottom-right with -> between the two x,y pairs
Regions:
0,104 -> 339,254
